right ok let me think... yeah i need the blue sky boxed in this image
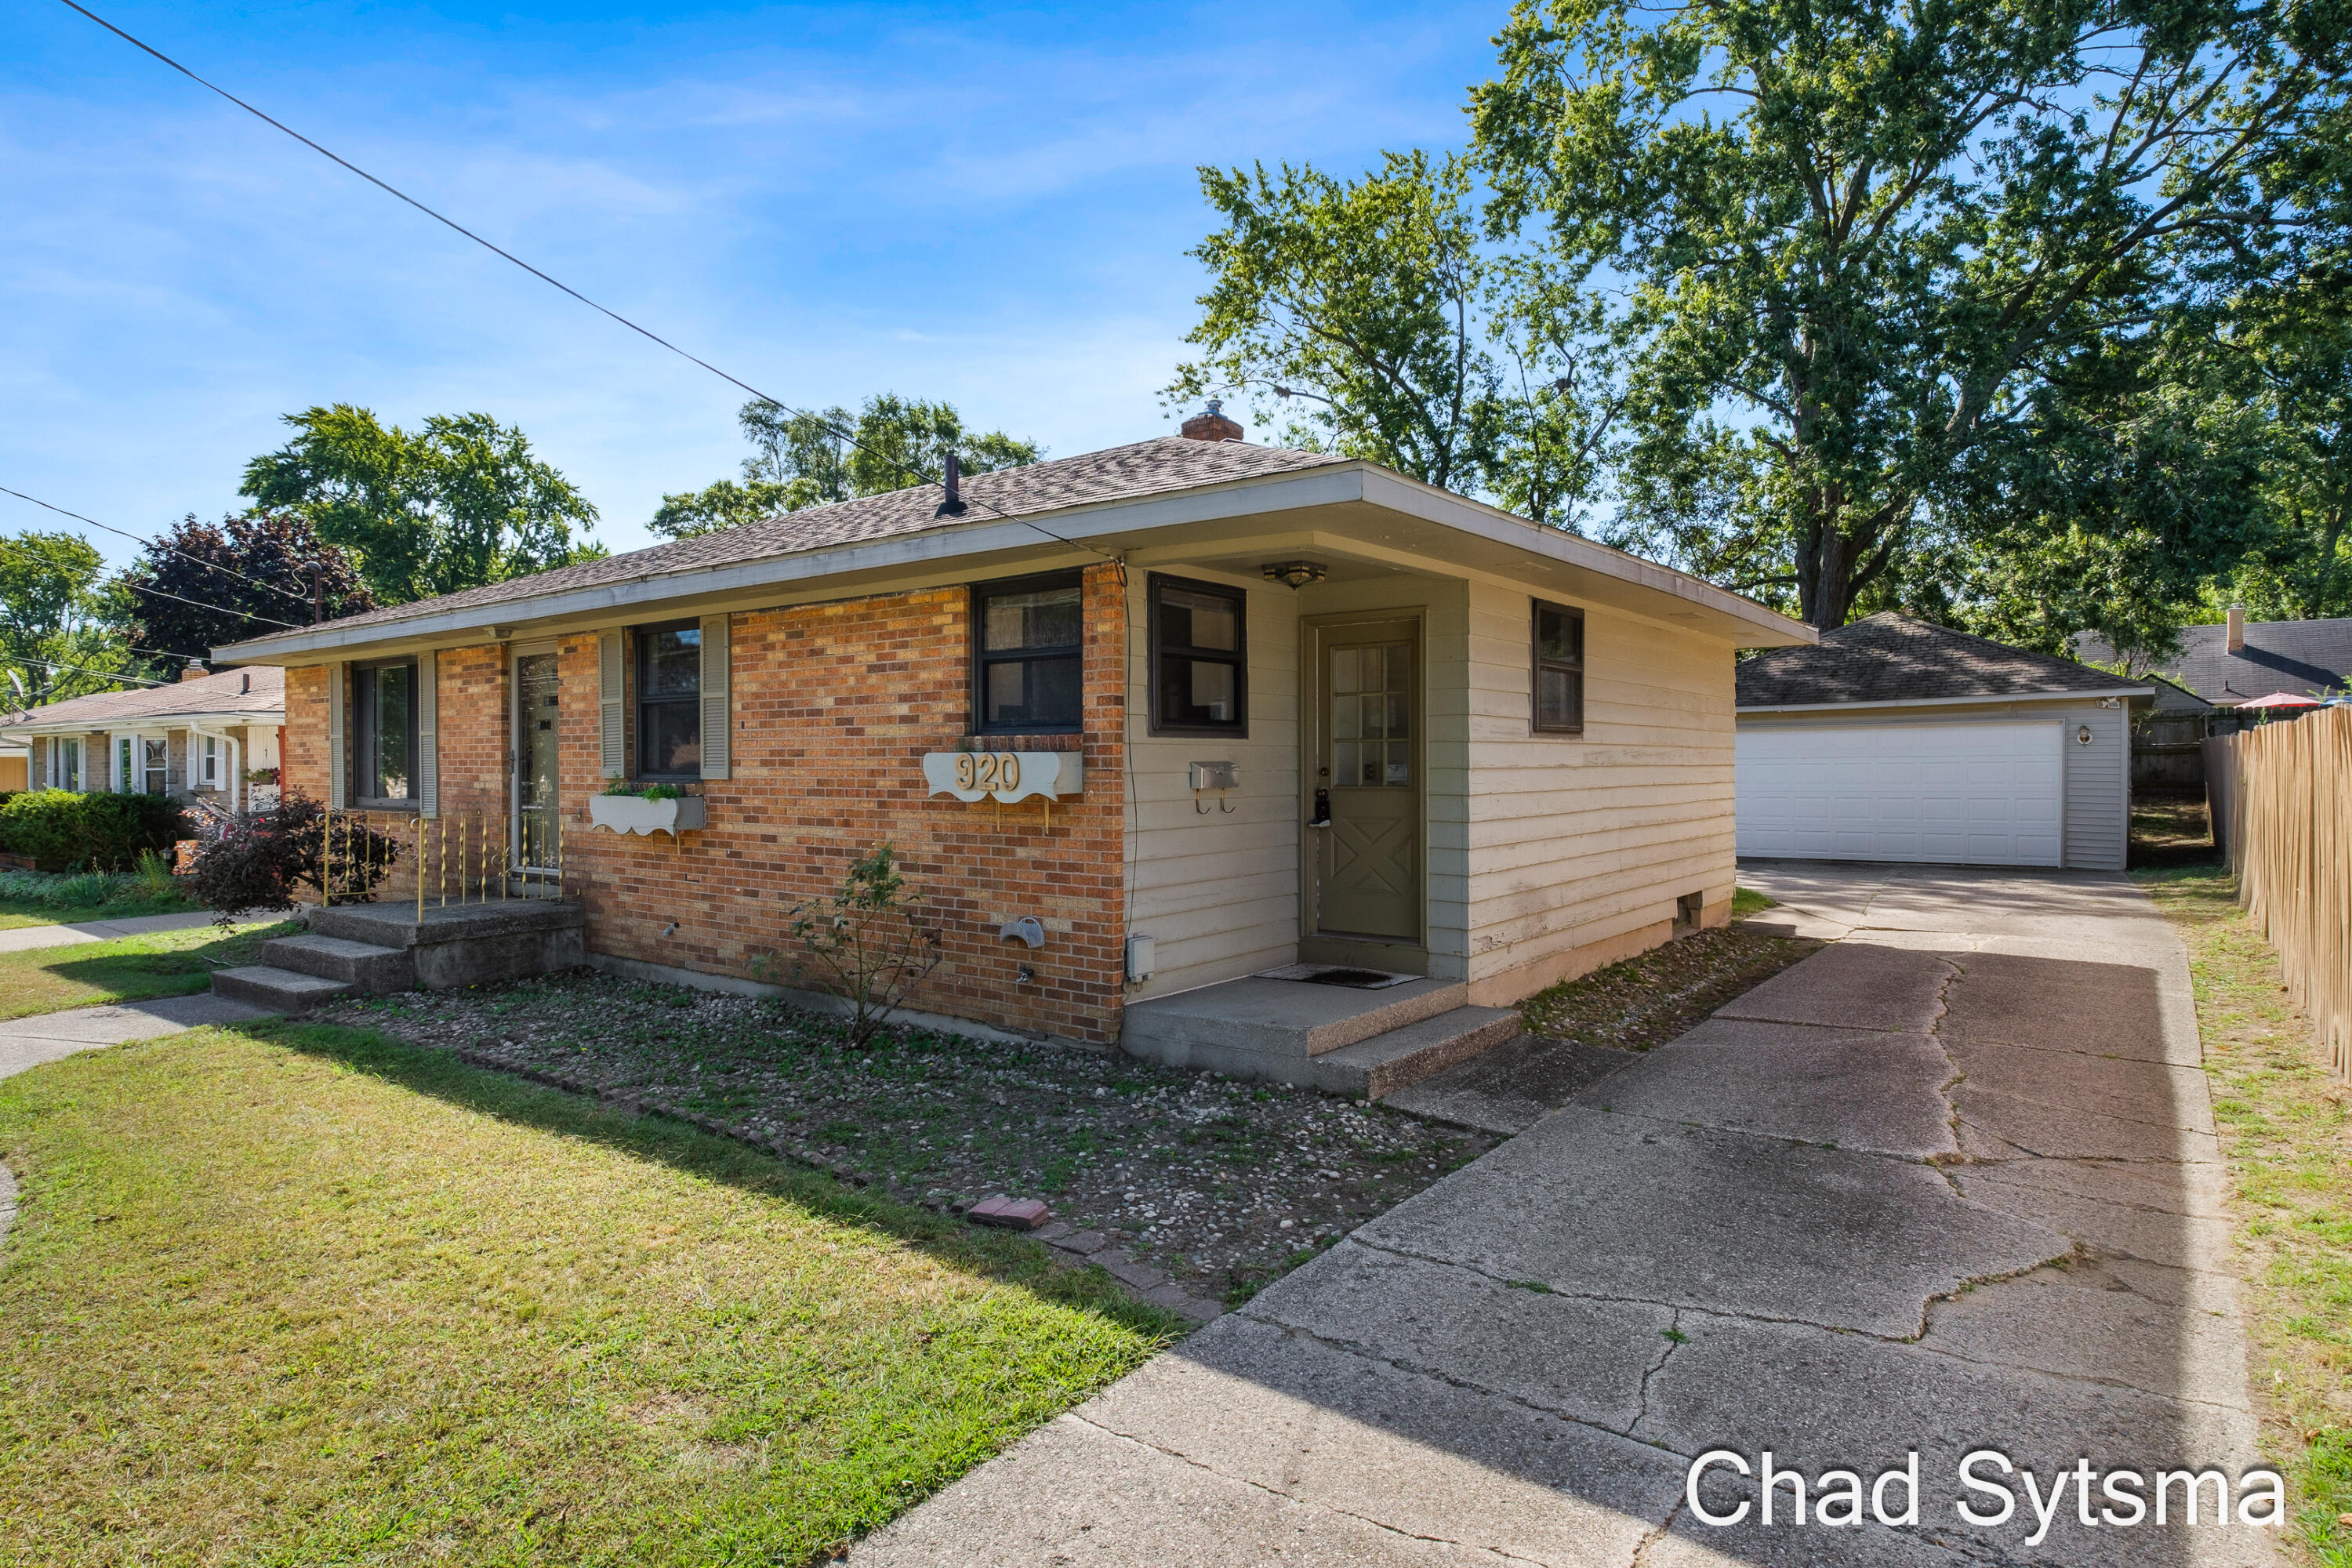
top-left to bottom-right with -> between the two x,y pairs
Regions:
5,0 -> 1506,568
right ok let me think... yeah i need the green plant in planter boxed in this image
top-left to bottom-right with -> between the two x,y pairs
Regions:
599,778 -> 689,800
759,840 -> 944,1048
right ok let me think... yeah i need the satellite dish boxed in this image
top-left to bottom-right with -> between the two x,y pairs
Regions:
5,670 -> 24,705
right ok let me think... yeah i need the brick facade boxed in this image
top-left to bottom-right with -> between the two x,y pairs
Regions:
278,564 -> 1131,1043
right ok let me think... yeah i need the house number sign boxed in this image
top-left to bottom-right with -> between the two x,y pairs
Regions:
921,750 -> 1084,805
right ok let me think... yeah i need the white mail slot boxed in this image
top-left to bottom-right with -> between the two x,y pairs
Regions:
922,750 -> 1085,804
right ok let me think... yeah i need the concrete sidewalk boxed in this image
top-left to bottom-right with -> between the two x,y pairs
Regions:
0,909 -> 231,954
0,993 -> 276,1083
854,866 -> 2275,1567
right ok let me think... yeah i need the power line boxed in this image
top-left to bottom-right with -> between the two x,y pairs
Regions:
1,656 -> 171,689
0,483 -> 314,605
0,533 -> 309,630
56,0 -> 1125,571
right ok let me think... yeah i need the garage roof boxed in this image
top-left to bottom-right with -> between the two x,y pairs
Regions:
1737,613 -> 2144,710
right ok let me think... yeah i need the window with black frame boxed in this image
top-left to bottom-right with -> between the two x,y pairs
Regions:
636,621 -> 702,777
1151,574 -> 1246,735
354,660 -> 418,802
1532,600 -> 1584,735
972,572 -> 1083,733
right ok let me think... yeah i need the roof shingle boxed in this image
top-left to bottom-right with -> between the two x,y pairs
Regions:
243,437 -> 1346,644
2073,618 -> 2352,705
1737,613 -> 2136,708
1,665 -> 285,731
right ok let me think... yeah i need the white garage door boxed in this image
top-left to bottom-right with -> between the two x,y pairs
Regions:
1737,721 -> 2064,867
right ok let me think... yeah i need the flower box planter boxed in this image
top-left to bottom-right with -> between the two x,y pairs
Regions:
589,793 -> 706,837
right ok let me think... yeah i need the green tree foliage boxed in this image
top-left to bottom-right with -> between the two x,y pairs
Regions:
240,405 -> 604,604
0,530 -> 140,708
650,396 -> 1043,540
1164,151 -> 1622,529
121,512 -> 375,672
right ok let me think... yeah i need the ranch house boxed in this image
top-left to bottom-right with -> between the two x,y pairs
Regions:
214,414 -> 1810,1094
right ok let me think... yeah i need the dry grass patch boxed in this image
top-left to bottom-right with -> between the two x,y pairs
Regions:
2137,864 -> 2352,1566
1519,924 -> 1820,1051
0,1021 -> 1174,1566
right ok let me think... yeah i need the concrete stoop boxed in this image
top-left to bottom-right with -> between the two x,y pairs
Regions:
212,898 -> 587,1014
1120,975 -> 1522,1098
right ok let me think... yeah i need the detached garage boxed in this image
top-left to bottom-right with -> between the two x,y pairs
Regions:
1737,614 -> 2154,871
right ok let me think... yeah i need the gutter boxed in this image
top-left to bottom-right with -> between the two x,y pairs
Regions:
1737,687 -> 2154,714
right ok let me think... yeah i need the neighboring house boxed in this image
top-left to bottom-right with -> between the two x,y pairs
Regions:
214,418 -> 1810,1063
2074,606 -> 2352,709
1736,613 -> 2152,871
0,739 -> 25,794
0,665 -> 286,814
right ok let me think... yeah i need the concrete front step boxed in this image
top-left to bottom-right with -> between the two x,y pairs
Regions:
1312,1006 -> 1523,1098
261,932 -> 415,993
1122,975 -> 1466,1073
212,964 -> 355,1014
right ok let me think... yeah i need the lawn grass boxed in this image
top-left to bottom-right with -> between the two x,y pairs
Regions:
0,1021 -> 1177,1566
0,919 -> 294,1019
1730,885 -> 1777,919
2135,863 -> 2351,1566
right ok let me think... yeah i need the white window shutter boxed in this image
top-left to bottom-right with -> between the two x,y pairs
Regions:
416,652 -> 439,818
326,662 -> 348,807
699,613 -> 730,781
599,632 -> 626,779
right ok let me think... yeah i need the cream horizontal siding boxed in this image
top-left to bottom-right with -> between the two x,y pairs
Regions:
1463,581 -> 1737,993
1123,569 -> 1305,1000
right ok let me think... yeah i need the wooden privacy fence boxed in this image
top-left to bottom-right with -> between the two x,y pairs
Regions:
2205,707 -> 2352,1080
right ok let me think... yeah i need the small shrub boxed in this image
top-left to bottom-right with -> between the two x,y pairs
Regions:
187,791 -> 402,924
757,841 -> 944,1048
0,790 -> 189,872
0,866 -> 187,913
133,848 -> 179,898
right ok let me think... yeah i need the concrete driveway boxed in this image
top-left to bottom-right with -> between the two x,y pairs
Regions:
853,865 -> 2276,1567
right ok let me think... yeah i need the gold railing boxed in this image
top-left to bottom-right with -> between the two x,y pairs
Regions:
314,805 -> 567,915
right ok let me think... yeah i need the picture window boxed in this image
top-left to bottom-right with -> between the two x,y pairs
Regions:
354,660 -> 417,803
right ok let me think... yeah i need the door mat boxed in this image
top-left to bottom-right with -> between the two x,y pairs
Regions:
1256,963 -> 1418,990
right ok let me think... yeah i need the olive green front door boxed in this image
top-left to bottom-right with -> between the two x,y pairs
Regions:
1313,619 -> 1421,942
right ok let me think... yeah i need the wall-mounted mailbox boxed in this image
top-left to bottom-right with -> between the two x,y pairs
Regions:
1188,760 -> 1240,792
922,750 -> 1086,804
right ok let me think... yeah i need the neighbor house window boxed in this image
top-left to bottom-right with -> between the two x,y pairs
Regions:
972,572 -> 1083,734
118,737 -> 132,793
354,660 -> 417,803
1532,600 -> 1584,735
1150,574 -> 1247,735
53,738 -> 80,791
636,620 -> 702,778
143,738 -> 167,796
201,735 -> 219,788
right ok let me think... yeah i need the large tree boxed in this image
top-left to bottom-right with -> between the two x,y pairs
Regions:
121,512 -> 376,672
652,394 -> 1042,540
0,530 -> 140,708
1469,0 -> 2345,630
1164,151 -> 1624,531
241,405 -> 604,604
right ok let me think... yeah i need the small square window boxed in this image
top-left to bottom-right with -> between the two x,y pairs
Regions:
1150,575 -> 1247,736
972,572 -> 1084,734
1532,601 -> 1584,735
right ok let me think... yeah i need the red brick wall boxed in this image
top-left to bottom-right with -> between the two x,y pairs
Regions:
432,644 -> 507,820
557,562 -> 1130,1043
282,664 -> 329,800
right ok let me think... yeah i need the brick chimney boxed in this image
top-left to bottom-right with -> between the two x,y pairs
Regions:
180,662 -> 209,683
1180,398 -> 1244,442
2226,603 -> 2245,654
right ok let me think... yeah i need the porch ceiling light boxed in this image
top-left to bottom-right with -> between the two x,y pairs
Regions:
1262,560 -> 1328,590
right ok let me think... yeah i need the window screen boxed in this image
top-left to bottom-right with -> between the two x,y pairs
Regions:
1532,601 -> 1584,735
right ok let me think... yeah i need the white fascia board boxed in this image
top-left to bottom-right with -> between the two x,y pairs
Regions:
219,459 -> 1809,662
0,710 -> 283,738
1737,687 -> 2154,715
1355,468 -> 1813,646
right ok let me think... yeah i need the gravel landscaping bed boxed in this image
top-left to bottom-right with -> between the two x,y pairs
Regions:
1518,924 -> 1822,1050
323,975 -> 1497,1305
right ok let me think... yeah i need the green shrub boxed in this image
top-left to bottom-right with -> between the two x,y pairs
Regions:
0,790 -> 189,873
0,866 -> 190,913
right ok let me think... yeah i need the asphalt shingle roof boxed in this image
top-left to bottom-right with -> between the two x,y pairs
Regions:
254,437 -> 1348,644
1,665 -> 285,731
2073,619 -> 2352,705
1737,612 -> 2136,708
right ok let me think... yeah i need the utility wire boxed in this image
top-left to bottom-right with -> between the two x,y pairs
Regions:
0,482 -> 315,605
1,656 -> 172,689
56,0 -> 1125,571
0,534 -> 308,630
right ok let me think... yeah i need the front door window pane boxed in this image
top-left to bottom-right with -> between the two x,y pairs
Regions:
518,653 -> 561,866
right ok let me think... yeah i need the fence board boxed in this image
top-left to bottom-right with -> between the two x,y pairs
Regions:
2209,709 -> 2352,1080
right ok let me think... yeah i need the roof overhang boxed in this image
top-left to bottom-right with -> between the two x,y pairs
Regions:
216,463 -> 1814,664
1738,687 -> 2154,715
0,709 -> 284,738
